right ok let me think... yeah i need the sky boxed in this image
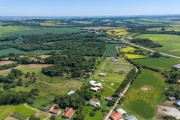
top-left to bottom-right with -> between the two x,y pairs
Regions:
1,0 -> 180,16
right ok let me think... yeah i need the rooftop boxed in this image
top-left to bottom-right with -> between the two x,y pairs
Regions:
111,112 -> 122,120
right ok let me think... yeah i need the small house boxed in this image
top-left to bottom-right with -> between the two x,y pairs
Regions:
89,99 -> 100,107
110,112 -> 122,120
105,96 -> 113,101
49,104 -> 60,115
173,100 -> 180,107
172,64 -> 180,69
90,87 -> 101,92
116,108 -> 127,115
99,73 -> 107,77
67,91 -> 75,96
63,107 -> 74,120
169,97 -> 176,101
125,115 -> 137,120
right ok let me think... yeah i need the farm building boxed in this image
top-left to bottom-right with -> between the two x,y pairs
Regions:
173,100 -> 180,107
127,37 -> 133,40
105,96 -> 113,101
125,115 -> 137,120
89,99 -> 101,107
116,108 -> 127,115
99,73 -> 107,77
49,104 -> 61,115
63,107 -> 74,119
172,64 -> 180,69
89,80 -> 102,88
90,87 -> 101,92
111,58 -> 118,63
169,96 -> 176,101
67,90 -> 75,95
110,112 -> 122,120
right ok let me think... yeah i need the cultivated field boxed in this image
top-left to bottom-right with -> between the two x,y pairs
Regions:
132,57 -> 180,71
122,69 -> 166,119
106,28 -> 126,36
135,34 -> 180,56
0,61 -> 15,66
124,54 -> 147,59
120,46 -> 137,53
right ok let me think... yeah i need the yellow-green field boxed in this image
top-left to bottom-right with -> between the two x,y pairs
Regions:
120,46 -> 137,53
124,54 -> 147,59
106,28 -> 126,36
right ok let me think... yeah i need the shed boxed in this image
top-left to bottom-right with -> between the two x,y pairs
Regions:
172,64 -> 180,69
126,115 -> 137,120
116,108 -> 127,115
173,100 -> 180,107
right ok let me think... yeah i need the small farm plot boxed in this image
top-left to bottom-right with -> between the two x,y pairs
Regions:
135,34 -> 180,56
0,61 -> 15,66
106,28 -> 126,36
124,54 -> 147,59
120,46 -> 137,53
122,69 -> 166,119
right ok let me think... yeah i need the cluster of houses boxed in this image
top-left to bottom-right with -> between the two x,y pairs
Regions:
89,80 -> 103,92
169,96 -> 180,107
110,108 -> 137,120
48,104 -> 74,119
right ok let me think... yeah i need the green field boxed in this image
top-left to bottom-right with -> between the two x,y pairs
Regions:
104,44 -> 126,57
132,57 -> 180,71
122,69 -> 165,119
135,34 -> 180,56
0,48 -> 61,56
0,26 -> 32,37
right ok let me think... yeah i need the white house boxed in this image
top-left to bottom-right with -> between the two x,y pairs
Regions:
89,99 -> 100,107
99,73 -> 107,77
67,91 -> 75,95
116,108 -> 127,115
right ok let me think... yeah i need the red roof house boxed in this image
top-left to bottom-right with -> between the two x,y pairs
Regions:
49,104 -> 60,115
63,107 -> 74,119
110,112 -> 122,120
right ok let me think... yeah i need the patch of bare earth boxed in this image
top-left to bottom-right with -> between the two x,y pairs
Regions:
39,55 -> 51,59
140,86 -> 151,92
0,61 -> 15,66
0,64 -> 52,74
155,106 -> 180,120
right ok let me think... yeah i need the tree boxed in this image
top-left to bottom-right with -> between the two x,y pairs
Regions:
17,78 -> 23,86
152,52 -> 161,58
50,115 -> 56,120
163,115 -> 177,120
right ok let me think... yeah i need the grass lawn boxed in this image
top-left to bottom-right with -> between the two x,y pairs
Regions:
122,69 -> 166,119
135,34 -> 180,56
132,57 -> 180,71
124,54 -> 147,59
104,44 -> 126,57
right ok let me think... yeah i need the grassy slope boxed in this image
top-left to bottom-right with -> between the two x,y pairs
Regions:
132,57 -> 180,71
135,34 -> 180,56
122,69 -> 165,119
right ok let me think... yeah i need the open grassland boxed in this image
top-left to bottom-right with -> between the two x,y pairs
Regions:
72,21 -> 92,24
106,28 -> 126,36
135,34 -> 180,56
120,46 -> 137,53
122,69 -> 166,119
124,54 -> 147,59
0,105 -> 16,120
104,44 -> 126,57
0,26 -> 32,37
83,26 -> 121,31
40,21 -> 67,27
132,57 -> 180,71
82,106 -> 103,120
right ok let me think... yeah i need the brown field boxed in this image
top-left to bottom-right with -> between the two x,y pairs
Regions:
0,61 -> 15,66
83,26 -> 121,31
0,64 -> 52,74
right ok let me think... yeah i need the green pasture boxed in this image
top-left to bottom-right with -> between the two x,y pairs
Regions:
122,69 -> 166,119
132,57 -> 180,71
135,34 -> 180,56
